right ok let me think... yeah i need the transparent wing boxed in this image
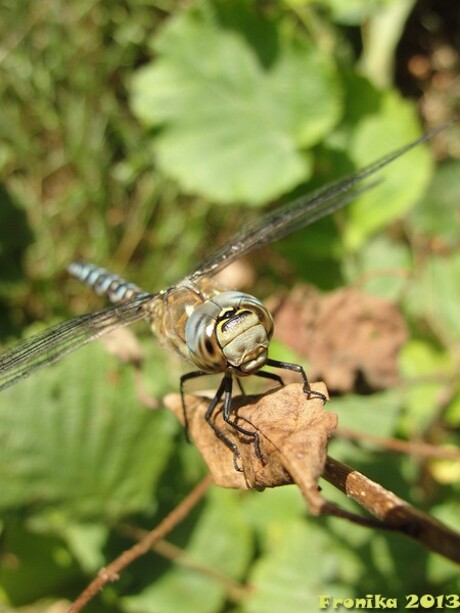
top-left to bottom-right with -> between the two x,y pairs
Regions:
0,294 -> 156,392
0,127 -> 444,393
190,130 -> 437,280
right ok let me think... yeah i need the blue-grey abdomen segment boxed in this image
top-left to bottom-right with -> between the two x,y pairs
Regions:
67,261 -> 150,304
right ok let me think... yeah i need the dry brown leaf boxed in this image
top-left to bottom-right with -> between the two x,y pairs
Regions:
101,327 -> 144,366
164,382 -> 336,513
272,286 -> 407,392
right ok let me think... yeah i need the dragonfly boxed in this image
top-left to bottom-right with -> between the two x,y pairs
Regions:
0,130 -> 440,469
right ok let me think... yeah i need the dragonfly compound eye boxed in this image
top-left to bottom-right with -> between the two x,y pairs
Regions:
185,291 -> 274,375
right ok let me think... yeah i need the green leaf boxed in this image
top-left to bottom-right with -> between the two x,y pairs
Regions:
244,519 -> 358,613
344,92 -> 433,249
0,342 -> 177,518
399,340 -> 454,435
405,253 -> 460,344
130,5 -> 341,204
409,161 -> 460,248
445,392 -> 460,428
59,521 -> 109,573
123,488 -> 253,613
324,0 -> 395,25
427,502 -> 460,587
326,390 -> 405,476
0,520 -> 79,605
242,485 -> 306,538
342,234 -> 411,300
331,389 -> 402,436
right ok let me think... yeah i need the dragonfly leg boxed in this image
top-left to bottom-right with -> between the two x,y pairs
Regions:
220,375 -> 262,467
204,376 -> 244,471
181,372 -> 262,470
236,378 -> 246,395
253,369 -> 284,388
265,358 -> 327,403
180,370 -> 208,442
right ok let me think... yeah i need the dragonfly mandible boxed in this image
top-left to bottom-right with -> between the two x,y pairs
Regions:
0,130 -> 439,469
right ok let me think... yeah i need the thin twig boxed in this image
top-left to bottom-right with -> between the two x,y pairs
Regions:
68,474 -> 213,612
119,526 -> 251,603
336,426 -> 460,459
165,384 -> 460,564
323,456 -> 460,564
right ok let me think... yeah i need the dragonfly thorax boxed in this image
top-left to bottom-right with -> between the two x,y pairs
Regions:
185,291 -> 274,375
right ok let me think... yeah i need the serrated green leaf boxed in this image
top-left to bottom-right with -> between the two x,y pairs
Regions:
0,343 -> 177,518
344,93 -> 432,249
130,6 -> 341,204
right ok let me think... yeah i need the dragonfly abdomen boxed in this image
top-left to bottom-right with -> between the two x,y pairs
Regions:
68,261 -> 150,304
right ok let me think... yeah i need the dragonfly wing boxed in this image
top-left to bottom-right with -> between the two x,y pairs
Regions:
0,294 -> 155,392
190,129 -> 439,280
192,181 -> 377,280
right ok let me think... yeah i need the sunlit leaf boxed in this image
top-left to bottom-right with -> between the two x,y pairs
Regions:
123,488 -> 252,613
130,5 -> 341,204
0,343 -> 176,517
0,520 -> 79,604
342,234 -> 411,299
409,161 -> 460,248
345,93 -> 432,248
405,253 -> 460,344
399,340 -> 454,434
244,519 -> 356,612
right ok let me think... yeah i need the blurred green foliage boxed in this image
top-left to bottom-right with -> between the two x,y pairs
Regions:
0,0 -> 459,610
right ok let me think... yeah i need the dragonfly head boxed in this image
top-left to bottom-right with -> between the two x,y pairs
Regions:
185,291 -> 274,375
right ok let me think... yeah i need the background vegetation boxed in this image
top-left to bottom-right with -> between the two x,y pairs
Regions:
0,0 -> 459,610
